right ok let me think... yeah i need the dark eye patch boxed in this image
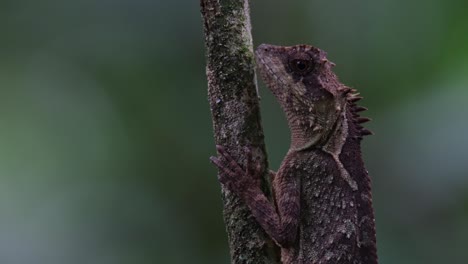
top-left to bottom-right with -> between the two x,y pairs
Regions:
291,59 -> 309,71
288,52 -> 314,74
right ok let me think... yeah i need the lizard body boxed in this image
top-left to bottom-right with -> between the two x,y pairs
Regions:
211,44 -> 377,264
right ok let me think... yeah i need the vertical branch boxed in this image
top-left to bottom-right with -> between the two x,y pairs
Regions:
200,0 -> 279,263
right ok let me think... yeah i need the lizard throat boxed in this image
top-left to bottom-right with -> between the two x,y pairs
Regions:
287,101 -> 343,152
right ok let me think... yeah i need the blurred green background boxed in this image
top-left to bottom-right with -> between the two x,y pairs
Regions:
0,0 -> 467,263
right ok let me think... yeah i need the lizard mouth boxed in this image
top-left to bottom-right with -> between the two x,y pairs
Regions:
254,44 -> 308,108
255,43 -> 277,56
254,44 -> 289,97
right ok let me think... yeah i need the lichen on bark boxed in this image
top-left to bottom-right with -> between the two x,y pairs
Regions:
200,0 -> 280,263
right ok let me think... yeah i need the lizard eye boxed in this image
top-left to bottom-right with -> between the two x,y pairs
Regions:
289,59 -> 312,74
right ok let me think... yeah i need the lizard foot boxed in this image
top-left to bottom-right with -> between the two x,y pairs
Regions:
210,145 -> 262,195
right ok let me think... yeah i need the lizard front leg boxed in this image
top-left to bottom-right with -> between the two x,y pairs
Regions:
210,145 -> 300,247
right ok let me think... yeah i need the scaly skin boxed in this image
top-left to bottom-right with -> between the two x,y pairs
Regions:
211,44 -> 377,264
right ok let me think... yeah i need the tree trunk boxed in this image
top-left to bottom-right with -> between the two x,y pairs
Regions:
200,0 -> 280,263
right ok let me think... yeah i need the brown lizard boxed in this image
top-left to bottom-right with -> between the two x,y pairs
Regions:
210,44 -> 378,264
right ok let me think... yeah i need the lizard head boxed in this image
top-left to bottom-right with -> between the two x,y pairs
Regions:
255,44 -> 348,150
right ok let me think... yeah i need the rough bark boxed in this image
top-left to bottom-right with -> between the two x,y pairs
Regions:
200,0 -> 280,263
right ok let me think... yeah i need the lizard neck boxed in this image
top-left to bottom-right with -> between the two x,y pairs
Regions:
286,99 -> 346,152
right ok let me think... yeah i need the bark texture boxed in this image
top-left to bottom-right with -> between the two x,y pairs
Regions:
200,0 -> 280,263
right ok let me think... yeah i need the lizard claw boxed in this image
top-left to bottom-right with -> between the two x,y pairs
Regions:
210,156 -> 231,186
211,145 -> 262,194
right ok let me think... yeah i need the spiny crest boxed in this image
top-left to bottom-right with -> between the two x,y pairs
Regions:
338,86 -> 373,138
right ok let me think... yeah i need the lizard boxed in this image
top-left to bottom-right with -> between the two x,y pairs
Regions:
210,44 -> 378,264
